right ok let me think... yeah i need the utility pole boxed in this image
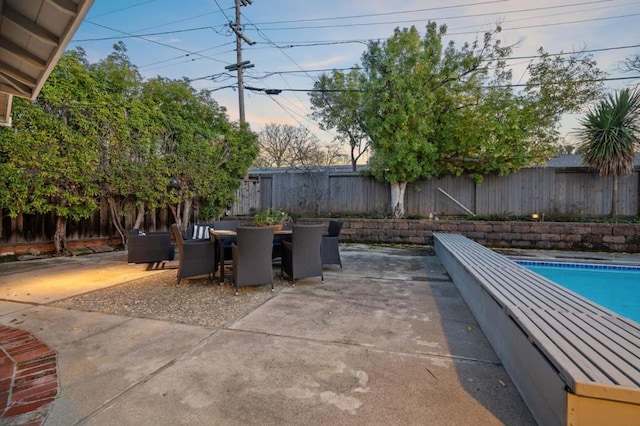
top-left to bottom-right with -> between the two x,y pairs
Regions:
227,0 -> 255,126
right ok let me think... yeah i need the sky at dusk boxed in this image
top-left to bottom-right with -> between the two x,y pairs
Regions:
70,0 -> 640,151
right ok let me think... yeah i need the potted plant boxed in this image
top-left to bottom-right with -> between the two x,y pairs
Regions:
253,208 -> 291,230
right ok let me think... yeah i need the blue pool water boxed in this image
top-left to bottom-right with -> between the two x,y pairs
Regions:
517,261 -> 640,323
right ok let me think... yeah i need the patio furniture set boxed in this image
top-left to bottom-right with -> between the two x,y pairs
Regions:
129,220 -> 343,295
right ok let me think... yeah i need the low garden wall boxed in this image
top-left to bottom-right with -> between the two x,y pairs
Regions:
2,218 -> 639,257
305,219 -> 640,253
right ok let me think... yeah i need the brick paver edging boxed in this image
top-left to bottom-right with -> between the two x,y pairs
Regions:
0,325 -> 58,425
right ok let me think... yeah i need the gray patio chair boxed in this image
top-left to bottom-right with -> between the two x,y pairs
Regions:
127,229 -> 174,268
321,220 -> 343,269
213,219 -> 240,231
231,226 -> 275,295
281,224 -> 324,285
171,224 -> 216,286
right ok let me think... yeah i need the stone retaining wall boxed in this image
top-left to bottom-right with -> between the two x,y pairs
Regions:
3,219 -> 639,256
306,219 -> 640,253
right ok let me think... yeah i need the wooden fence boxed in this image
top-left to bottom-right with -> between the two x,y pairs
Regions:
2,165 -> 639,249
242,166 -> 640,218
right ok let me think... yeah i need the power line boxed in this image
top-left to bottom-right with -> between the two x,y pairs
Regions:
248,40 -> 640,61
143,57 -> 207,73
250,0 -> 510,25
244,0 -> 620,31
239,2 -> 639,53
71,2 -> 640,106
72,3 -> 235,68
71,1 -> 639,78
187,72 -> 236,83
251,40 -> 369,50
77,0 -> 625,42
245,75 -> 640,94
246,86 -> 362,93
501,75 -> 640,87
114,31 -> 640,84
138,42 -> 235,69
72,26 -> 223,43
257,89 -> 339,142
77,3 -> 234,47
247,67 -> 358,80
244,43 -> 640,81
243,15 -> 320,116
83,20 -> 229,65
200,84 -> 238,92
212,0 -> 233,23
88,0 -> 156,19
127,9 -> 233,34
185,42 -> 639,82
448,12 -> 640,36
506,43 -> 640,61
242,15 -> 339,140
448,0 -> 637,32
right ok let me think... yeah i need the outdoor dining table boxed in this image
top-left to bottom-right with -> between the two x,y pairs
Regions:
210,228 -> 292,283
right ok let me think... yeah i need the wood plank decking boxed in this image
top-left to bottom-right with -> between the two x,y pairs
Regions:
434,233 -> 640,426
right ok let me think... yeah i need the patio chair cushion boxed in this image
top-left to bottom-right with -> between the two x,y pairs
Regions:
192,224 -> 211,240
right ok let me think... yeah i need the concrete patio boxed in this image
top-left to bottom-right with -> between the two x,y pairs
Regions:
0,244 -> 535,425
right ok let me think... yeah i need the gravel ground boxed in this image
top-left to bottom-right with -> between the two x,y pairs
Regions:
51,267 -> 287,329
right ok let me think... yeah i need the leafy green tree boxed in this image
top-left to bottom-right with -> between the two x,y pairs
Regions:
142,77 -> 258,229
524,47 -> 605,142
0,49 -> 100,253
312,23 -> 604,217
360,24 -> 513,217
576,88 -> 640,216
310,69 -> 369,171
1,44 -> 258,250
87,42 -> 162,245
433,47 -> 604,180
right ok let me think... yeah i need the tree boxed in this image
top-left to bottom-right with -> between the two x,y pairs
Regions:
360,24 -> 514,217
255,124 -> 345,168
555,142 -> 578,155
0,49 -> 100,253
310,69 -> 370,171
255,123 -> 300,167
621,53 -> 640,74
142,77 -> 258,229
302,142 -> 346,168
524,47 -> 605,142
576,88 -> 640,216
312,23 -> 604,218
88,42 -> 160,247
1,44 -> 258,250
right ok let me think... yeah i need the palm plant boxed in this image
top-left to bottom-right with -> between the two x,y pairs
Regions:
576,88 -> 640,216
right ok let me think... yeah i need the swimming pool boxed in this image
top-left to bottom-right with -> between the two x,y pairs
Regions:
517,261 -> 640,323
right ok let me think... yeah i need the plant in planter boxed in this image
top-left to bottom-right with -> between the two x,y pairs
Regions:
253,208 -> 291,230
